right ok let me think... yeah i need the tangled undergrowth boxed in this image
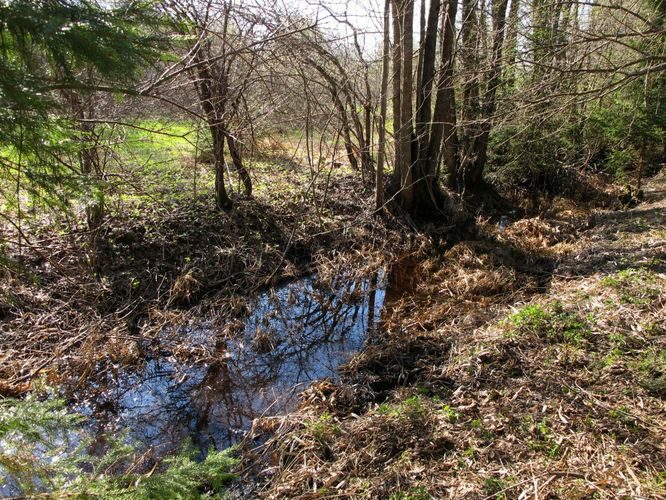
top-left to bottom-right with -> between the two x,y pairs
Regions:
0,170 -> 415,397
1,156 -> 663,498
244,172 -> 665,498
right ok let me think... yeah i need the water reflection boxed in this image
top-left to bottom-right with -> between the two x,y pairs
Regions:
82,273 -> 386,457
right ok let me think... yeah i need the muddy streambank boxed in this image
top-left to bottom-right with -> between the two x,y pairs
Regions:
0,175 -> 423,397
3,168 -> 663,497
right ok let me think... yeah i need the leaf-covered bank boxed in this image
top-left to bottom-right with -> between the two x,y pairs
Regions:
248,172 -> 665,499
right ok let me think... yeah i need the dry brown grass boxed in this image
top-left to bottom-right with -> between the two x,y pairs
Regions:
0,169 -> 411,397
247,172 -> 666,499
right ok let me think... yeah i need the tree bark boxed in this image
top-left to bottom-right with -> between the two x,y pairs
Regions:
460,0 -> 482,185
504,0 -> 520,90
464,0 -> 509,187
376,0 -> 391,211
429,0 -> 459,186
415,0 -> 441,166
397,0 -> 415,209
391,0 -> 403,180
210,124 -> 232,210
226,133 -> 252,197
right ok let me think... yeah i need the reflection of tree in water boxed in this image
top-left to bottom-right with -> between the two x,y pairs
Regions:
380,255 -> 420,323
95,273 -> 386,457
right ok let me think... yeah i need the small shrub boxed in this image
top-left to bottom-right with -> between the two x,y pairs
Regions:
0,397 -> 238,498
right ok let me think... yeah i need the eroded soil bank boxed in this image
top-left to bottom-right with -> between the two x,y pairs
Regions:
244,173 -> 665,498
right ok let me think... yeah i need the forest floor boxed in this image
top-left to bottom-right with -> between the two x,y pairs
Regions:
0,157 -> 414,395
1,136 -> 664,498
248,171 -> 666,499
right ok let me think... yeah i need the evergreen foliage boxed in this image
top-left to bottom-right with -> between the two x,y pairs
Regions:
0,396 -> 238,498
0,0 -> 166,212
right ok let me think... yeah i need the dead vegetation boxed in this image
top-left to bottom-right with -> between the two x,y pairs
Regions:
1,153 -> 663,498
242,172 -> 666,499
0,172 -> 410,397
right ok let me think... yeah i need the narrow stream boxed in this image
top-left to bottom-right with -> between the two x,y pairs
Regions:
73,271 -> 388,460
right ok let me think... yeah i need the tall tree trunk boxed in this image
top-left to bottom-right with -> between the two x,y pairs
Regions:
415,0 -> 441,166
465,0 -> 509,186
460,0 -> 482,185
504,0 -> 520,91
58,79 -> 105,231
416,0 -> 427,119
429,0 -> 459,186
376,0 -> 391,211
397,0 -> 415,209
392,0 -> 403,181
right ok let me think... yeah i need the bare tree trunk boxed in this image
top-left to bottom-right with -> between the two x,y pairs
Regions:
429,0 -> 459,186
465,0 -> 509,186
391,0 -> 403,179
460,0 -> 482,184
58,84 -> 105,231
504,0 -> 520,91
415,0 -> 441,167
397,0 -> 415,209
211,124 -> 232,210
226,133 -> 252,197
376,0 -> 391,211
307,58 -> 361,172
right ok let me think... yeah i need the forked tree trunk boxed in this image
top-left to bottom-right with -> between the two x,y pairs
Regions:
211,125 -> 233,210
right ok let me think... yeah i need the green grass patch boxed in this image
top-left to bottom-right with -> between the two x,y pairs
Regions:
600,269 -> 661,308
377,395 -> 429,421
631,348 -> 666,396
505,302 -> 592,344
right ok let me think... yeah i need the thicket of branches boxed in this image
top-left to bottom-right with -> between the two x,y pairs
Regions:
0,0 -> 664,251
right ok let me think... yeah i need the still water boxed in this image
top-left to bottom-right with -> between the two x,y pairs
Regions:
75,272 -> 387,458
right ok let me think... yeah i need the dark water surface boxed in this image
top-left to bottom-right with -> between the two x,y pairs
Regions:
74,272 -> 387,458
